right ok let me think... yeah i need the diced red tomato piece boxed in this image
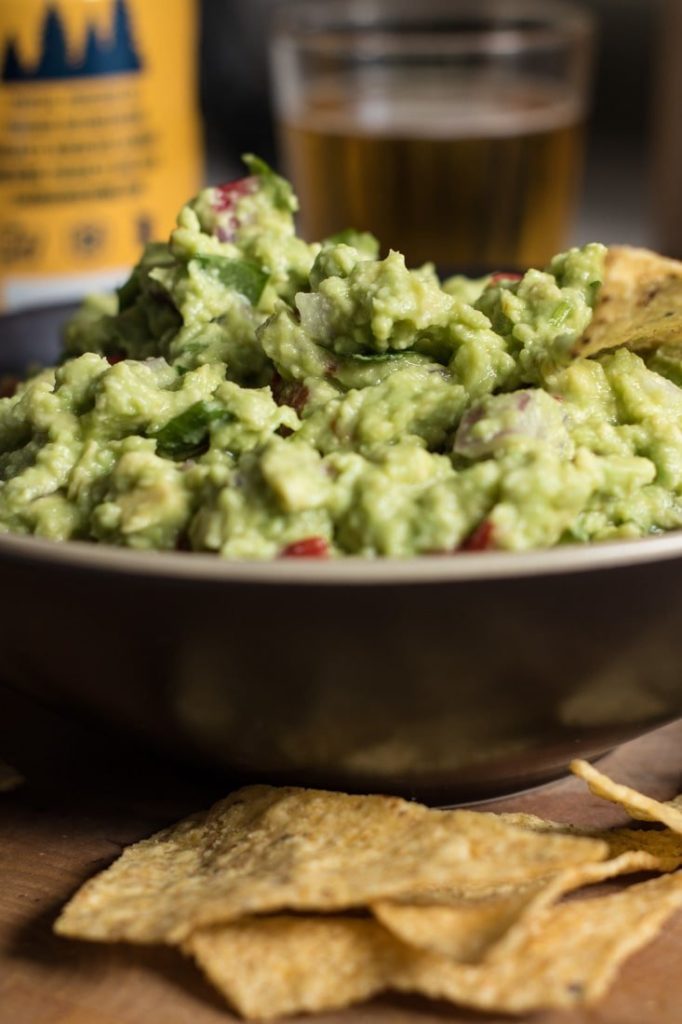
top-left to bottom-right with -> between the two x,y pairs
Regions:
281,537 -> 329,558
489,272 -> 523,284
213,177 -> 258,212
105,351 -> 125,366
211,178 -> 261,241
459,519 -> 496,552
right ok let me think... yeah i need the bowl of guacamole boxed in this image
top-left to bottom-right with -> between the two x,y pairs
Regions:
2,158 -> 682,798
4,156 -> 682,557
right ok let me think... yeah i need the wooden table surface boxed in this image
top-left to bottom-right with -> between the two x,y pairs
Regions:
2,684 -> 682,1024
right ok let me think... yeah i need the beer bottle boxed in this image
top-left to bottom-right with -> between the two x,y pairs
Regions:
0,0 -> 201,311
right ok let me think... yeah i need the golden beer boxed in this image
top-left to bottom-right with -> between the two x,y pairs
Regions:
280,81 -> 584,271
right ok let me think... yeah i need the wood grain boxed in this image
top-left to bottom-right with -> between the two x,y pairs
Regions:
1,685 -> 681,1024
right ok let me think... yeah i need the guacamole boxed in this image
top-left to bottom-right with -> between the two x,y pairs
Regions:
2,156 -> 682,558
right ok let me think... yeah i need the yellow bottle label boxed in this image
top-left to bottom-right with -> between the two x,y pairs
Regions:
0,0 -> 201,311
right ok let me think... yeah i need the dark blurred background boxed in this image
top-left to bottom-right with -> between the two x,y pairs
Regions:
198,0 -> 669,250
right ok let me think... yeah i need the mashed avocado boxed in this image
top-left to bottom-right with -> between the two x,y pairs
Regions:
2,157 -> 682,558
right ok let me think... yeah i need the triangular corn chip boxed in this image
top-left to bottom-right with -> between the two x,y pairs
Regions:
396,871 -> 682,1013
185,916 -> 398,1019
185,872 -> 682,1018
574,245 -> 682,356
372,851 -> 663,963
497,809 -> 682,870
55,785 -> 606,944
571,759 -> 682,832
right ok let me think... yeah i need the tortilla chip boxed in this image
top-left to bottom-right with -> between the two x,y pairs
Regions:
498,808 -> 682,870
372,851 -> 660,964
55,786 -> 606,944
396,871 -> 682,1013
373,882 -> 546,963
571,759 -> 682,833
418,808 -> 608,888
597,826 -> 682,868
187,872 -> 682,1018
495,810 -> 564,831
184,916 -> 399,1020
373,880 -> 549,964
574,246 -> 682,357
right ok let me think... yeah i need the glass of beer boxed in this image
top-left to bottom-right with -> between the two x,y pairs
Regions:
270,0 -> 594,272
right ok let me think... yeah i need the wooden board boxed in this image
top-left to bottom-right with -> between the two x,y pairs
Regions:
1,684 -> 682,1024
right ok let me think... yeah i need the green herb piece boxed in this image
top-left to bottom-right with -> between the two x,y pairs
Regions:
192,256 -> 269,306
154,400 -> 227,460
242,153 -> 297,213
549,300 -> 573,328
117,243 -> 176,312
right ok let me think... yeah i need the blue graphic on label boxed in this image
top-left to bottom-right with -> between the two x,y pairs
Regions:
1,0 -> 143,83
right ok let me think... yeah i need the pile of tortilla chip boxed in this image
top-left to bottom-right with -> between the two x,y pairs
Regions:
55,761 -> 682,1020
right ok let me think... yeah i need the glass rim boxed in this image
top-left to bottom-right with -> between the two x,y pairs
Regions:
272,0 -> 594,55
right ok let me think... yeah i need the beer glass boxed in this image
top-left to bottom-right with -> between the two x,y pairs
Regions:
270,0 -> 594,271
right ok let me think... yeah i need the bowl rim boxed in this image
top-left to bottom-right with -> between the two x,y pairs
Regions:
2,529 -> 682,586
